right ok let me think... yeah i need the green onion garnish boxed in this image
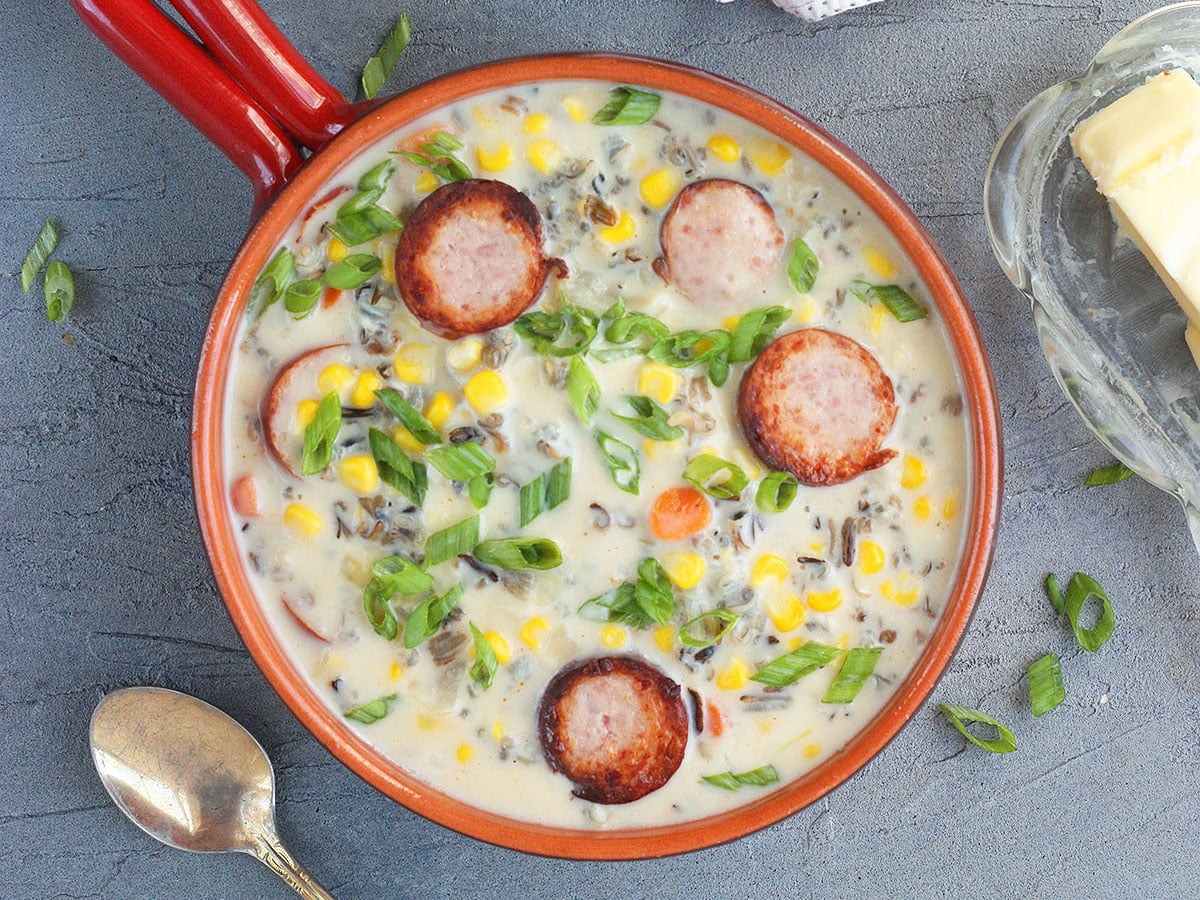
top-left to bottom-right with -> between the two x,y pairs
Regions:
603,305 -> 668,349
360,12 -> 411,99
648,330 -> 731,378
324,253 -> 381,290
368,427 -> 427,505
250,247 -> 294,316
849,279 -> 926,323
468,621 -> 498,689
1044,572 -> 1065,616
43,260 -> 74,322
404,583 -> 463,649
519,457 -> 572,526
678,609 -> 739,649
283,279 -> 322,319
514,302 -> 599,357
328,160 -> 404,246
822,646 -> 883,704
374,388 -> 442,445
579,557 -> 675,628
612,395 -> 685,441
393,131 -> 471,183
750,642 -> 841,687
362,554 -> 431,639
596,430 -> 640,495
1085,461 -> 1134,486
21,220 -> 57,293
424,515 -> 479,568
344,694 -> 397,724
727,305 -> 790,363
755,471 -> 799,513
468,472 -> 494,509
1064,572 -> 1115,652
591,86 -> 662,126
701,765 -> 779,791
1027,652 -> 1065,717
300,391 -> 341,476
425,443 -> 495,482
683,454 -> 748,500
939,703 -> 1017,754
566,356 -> 600,426
787,237 -> 819,294
473,538 -> 562,571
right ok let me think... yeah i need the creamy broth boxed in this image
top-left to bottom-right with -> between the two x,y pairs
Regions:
224,81 -> 969,828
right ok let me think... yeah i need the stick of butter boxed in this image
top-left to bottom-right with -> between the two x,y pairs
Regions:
1071,69 -> 1200,364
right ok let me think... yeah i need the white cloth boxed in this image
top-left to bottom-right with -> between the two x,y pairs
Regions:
769,0 -> 883,21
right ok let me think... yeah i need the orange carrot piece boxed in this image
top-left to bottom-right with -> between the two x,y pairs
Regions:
705,700 -> 725,737
321,285 -> 342,308
230,475 -> 259,518
649,486 -> 712,541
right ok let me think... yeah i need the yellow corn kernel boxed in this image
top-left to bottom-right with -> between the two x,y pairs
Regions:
913,496 -> 932,521
380,246 -> 396,283
859,540 -> 886,575
284,503 -> 322,536
862,245 -> 898,280
416,714 -> 438,731
722,314 -> 742,331
766,593 -> 806,633
750,138 -> 791,174
880,579 -> 919,606
639,168 -> 680,208
638,363 -> 678,404
803,742 -> 822,760
520,616 -> 548,649
868,305 -> 887,335
327,236 -> 349,262
643,438 -> 681,460
351,371 -> 382,408
475,143 -> 513,172
600,625 -> 627,648
484,631 -> 511,664
943,494 -> 957,520
317,363 -> 354,395
793,296 -> 816,323
446,337 -> 483,371
564,97 -> 587,122
337,454 -> 379,494
464,370 -> 508,414
390,662 -> 403,680
654,626 -> 674,652
751,554 -> 789,587
492,721 -> 505,741
806,588 -> 843,613
807,541 -> 825,555
901,455 -> 927,489
707,134 -> 741,162
392,426 -> 425,454
523,113 -> 550,134
415,171 -> 439,194
694,336 -> 717,355
456,743 -> 473,762
424,391 -> 455,430
393,344 -> 434,384
597,211 -> 635,243
527,139 -> 563,173
662,551 -> 706,590
295,398 -> 320,428
837,633 -> 851,650
716,659 -> 750,690
787,636 -> 804,651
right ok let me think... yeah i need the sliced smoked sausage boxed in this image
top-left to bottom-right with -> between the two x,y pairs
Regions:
660,178 -> 783,306
738,328 -> 898,486
395,179 -> 561,338
537,656 -> 689,805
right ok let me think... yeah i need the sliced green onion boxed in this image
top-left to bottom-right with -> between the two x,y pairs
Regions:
683,454 -> 748,500
755,471 -> 799,513
1085,461 -> 1134,486
425,443 -> 495,482
362,554 -> 431,640
592,86 -> 662,125
519,474 -> 544,528
604,308 -> 668,348
360,12 -> 411,99
468,472 -> 494,509
1027,652 -> 1065,717
324,254 -> 381,290
514,303 -> 598,357
678,609 -> 739,649
579,583 -> 638,625
368,427 -> 427,505
939,703 -> 1017,754
43,261 -> 74,322
283,279 -> 322,319
633,557 -> 674,627
344,694 -> 397,724
373,388 -> 442,445
392,131 -> 471,184
468,621 -> 498,690
519,458 -> 572,527
300,391 -> 341,476
566,356 -> 600,426
357,159 -> 397,193
329,166 -> 404,246
1044,572 -> 1065,616
424,515 -> 479,568
750,642 -> 841,688
849,279 -> 926,323
545,457 -> 572,510
473,538 -> 563,570
596,430 -> 640,495
1064,572 -> 1115,652
701,765 -> 779,791
362,580 -> 398,639
822,646 -> 883,704
20,220 -> 57,293
612,395 -> 685,441
648,330 -> 731,370
727,305 -> 790,363
250,247 -> 294,316
404,583 -> 463,649
787,237 -> 818,294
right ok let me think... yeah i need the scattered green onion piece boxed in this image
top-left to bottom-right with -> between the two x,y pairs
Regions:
468,621 -> 499,690
300,391 -> 341,476
678,609 -> 739,649
755,471 -> 799,513
518,458 -> 571,527
1027,652 -> 1066,717
701,765 -> 780,791
404,583 -> 463,649
424,515 -> 479,568
392,130 -> 472,183
596,430 -> 640,495
545,457 -> 572,510
633,557 -> 674,626
324,254 -> 381,290
939,703 -> 1017,754
579,583 -> 639,625
648,330 -> 731,369
750,642 -> 841,688
357,159 -> 397,192
361,12 -> 411,98
43,261 -> 74,322
727,305 -> 790,363
787,237 -> 819,294
368,427 -> 427,505
344,694 -> 397,724
1044,572 -> 1065,616
468,472 -> 494,509
373,388 -> 442,444
473,538 -> 563,570
592,86 -> 662,125
425,442 -> 495,481
250,247 -> 294,316
20,220 -> 57,293
1085,461 -> 1134,486
849,279 -> 926,323
514,303 -> 598,357
822,646 -> 883,704
566,356 -> 600,426
519,474 -> 545,527
604,309 -> 668,348
362,580 -> 399,639
1064,572 -> 1115,652
683,454 -> 748,500
283,279 -> 322,319
612,395 -> 685,441
362,554 -> 431,640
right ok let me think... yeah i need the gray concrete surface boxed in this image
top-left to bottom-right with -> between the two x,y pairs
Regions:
2,0 -> 1198,897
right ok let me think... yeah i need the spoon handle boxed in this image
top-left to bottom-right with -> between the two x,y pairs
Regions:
253,824 -> 335,900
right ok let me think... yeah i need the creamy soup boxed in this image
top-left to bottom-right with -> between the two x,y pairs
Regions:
224,80 -> 969,829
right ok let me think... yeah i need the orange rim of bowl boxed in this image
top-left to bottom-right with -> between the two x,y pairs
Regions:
193,53 -> 1002,860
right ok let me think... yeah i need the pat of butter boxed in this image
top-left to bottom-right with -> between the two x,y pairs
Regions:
1071,69 -> 1200,361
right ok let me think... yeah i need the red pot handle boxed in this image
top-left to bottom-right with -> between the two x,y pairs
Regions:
165,0 -> 359,151
71,0 -> 302,217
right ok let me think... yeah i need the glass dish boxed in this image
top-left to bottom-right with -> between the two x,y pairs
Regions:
985,1 -> 1200,551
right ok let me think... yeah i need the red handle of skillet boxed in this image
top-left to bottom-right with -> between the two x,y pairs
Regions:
71,0 -> 303,218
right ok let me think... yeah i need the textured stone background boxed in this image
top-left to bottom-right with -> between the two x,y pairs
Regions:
2,1 -> 1198,897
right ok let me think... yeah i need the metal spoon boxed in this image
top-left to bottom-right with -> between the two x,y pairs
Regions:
90,686 -> 333,899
